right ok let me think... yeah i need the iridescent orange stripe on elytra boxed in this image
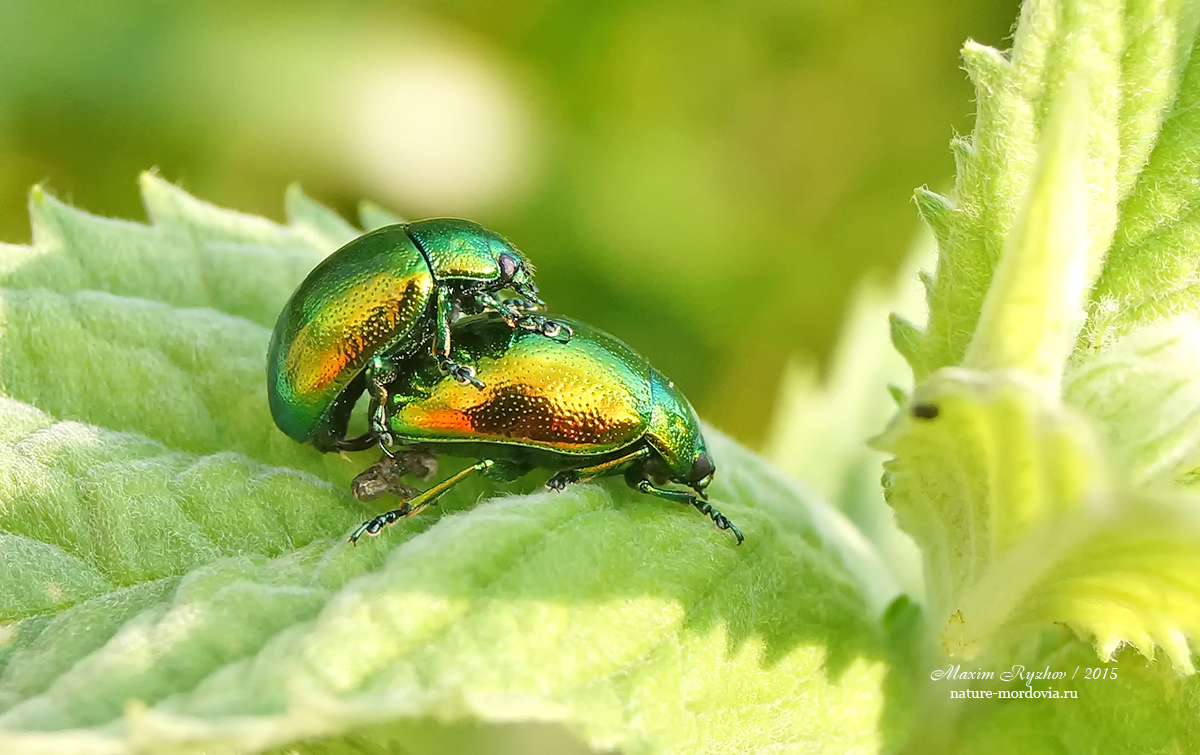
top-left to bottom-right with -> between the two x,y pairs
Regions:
284,272 -> 424,401
405,406 -> 477,434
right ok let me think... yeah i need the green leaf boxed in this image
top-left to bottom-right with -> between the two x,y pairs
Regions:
904,638 -> 1200,754
882,0 -> 1200,680
878,369 -> 1200,672
1085,2 -> 1200,352
903,0 -> 1200,380
0,176 -> 900,753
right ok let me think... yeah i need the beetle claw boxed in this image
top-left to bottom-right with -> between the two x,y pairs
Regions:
377,434 -> 397,459
440,360 -> 485,389
455,366 -> 485,389
546,320 -> 572,343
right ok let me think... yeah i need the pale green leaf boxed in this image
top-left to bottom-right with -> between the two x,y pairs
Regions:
357,201 -> 405,232
765,233 -> 930,600
962,81 -> 1093,393
9,176 -> 325,329
877,369 -> 1200,672
759,0 -> 1200,747
1084,2 -> 1200,352
1067,315 -> 1200,486
285,184 -> 361,250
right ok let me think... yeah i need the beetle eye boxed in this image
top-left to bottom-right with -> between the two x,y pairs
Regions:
691,453 -> 715,483
498,253 -> 519,282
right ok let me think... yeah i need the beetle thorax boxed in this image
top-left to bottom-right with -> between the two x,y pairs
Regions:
645,368 -> 706,483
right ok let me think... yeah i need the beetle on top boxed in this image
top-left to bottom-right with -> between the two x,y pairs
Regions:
266,219 -> 568,453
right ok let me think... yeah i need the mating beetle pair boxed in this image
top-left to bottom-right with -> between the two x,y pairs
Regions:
266,219 -> 742,544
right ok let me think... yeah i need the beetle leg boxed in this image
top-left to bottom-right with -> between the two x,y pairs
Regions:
500,297 -> 539,313
548,319 -> 573,342
495,306 -> 572,344
630,478 -> 744,545
546,447 -> 651,491
481,292 -> 525,326
366,386 -> 389,436
434,288 -> 485,389
364,355 -> 401,452
433,287 -> 454,358
348,504 -> 413,543
350,459 -> 498,544
482,293 -> 568,342
513,281 -> 546,310
430,289 -> 486,389
498,296 -> 548,319
480,292 -> 571,344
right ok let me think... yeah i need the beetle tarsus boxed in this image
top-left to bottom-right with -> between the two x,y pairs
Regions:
513,314 -> 572,344
545,471 -> 577,491
697,502 -> 744,545
440,360 -> 485,389
514,283 -> 545,309
541,319 -> 572,343
501,297 -> 542,314
368,411 -> 395,455
376,434 -> 397,459
349,504 -> 412,545
362,366 -> 399,458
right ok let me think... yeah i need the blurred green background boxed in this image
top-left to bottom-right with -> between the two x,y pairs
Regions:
0,0 -> 1017,447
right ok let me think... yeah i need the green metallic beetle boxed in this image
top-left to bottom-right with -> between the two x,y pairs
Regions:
347,314 -> 742,544
267,219 -> 568,453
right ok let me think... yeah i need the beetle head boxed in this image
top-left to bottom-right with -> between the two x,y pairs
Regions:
687,451 -> 716,499
496,250 -> 543,308
406,218 -> 542,307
